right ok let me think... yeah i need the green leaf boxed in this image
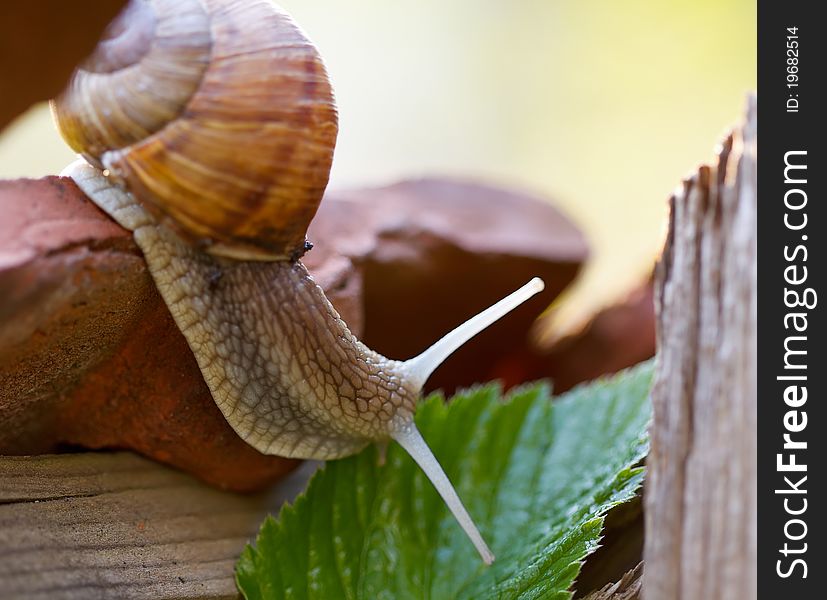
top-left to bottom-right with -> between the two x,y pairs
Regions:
236,360 -> 653,600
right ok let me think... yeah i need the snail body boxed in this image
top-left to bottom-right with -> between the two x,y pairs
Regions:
54,0 -> 545,565
70,162 -> 417,459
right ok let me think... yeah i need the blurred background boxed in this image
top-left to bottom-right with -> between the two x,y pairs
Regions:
0,0 -> 756,320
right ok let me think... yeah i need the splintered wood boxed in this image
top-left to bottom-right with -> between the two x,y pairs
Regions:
583,563 -> 643,600
643,96 -> 757,599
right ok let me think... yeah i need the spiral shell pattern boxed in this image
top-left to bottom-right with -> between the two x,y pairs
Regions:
53,0 -> 338,260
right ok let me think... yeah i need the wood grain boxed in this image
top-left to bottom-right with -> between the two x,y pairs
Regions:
582,563 -> 642,600
643,96 -> 757,599
0,452 -> 315,600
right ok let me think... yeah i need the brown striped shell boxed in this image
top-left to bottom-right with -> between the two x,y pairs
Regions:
52,0 -> 338,260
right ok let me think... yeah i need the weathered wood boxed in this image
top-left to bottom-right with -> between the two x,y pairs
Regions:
0,452 -> 315,600
582,563 -> 642,600
643,96 -> 757,599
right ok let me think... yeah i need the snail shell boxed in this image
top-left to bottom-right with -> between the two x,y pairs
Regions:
52,0 -> 338,260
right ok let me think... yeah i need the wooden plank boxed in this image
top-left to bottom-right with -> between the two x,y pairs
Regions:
0,452 -> 315,600
642,96 -> 757,599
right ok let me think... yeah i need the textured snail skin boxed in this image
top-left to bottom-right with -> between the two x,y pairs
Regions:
69,161 -> 418,460
52,0 -> 338,261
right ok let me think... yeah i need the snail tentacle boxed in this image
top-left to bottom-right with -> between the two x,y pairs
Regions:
392,421 -> 495,565
400,278 -> 546,389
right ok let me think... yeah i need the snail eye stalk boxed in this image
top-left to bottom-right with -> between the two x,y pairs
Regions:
401,278 -> 545,388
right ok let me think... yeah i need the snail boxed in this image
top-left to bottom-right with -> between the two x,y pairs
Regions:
51,0 -> 545,565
